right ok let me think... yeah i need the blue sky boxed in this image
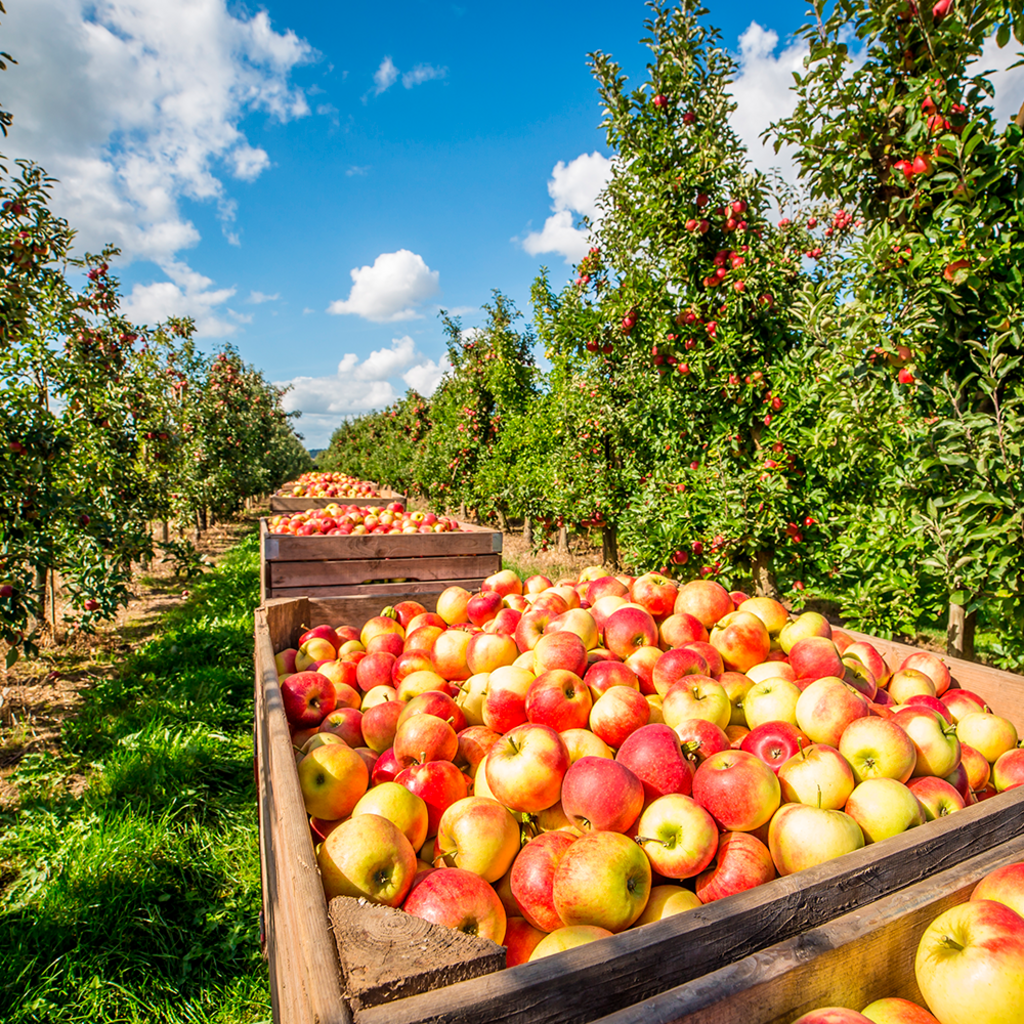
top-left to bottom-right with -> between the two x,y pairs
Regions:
4,1 -> 1022,448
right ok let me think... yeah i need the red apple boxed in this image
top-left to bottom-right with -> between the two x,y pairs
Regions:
659,612 -> 709,648
635,793 -> 719,879
510,830 -> 577,932
844,777 -> 926,845
281,671 -> 337,729
838,714 -> 918,784
589,685 -> 651,749
485,722 -> 570,814
795,676 -> 870,747
560,756 -> 644,833
615,723 -> 694,800
403,866 -> 506,943
481,665 -> 535,734
584,660 -> 640,700
789,636 -> 845,682
395,760 -> 469,836
741,721 -> 811,774
709,611 -> 771,673
317,813 -> 417,905
433,796 -> 521,881
908,776 -> 966,821
604,605 -> 660,660
674,580 -> 733,628
901,651 -> 952,697
319,706 -> 364,748
692,749 -> 781,832
652,647 -> 709,697
695,830 -> 776,903
777,743 -> 856,809
630,572 -> 678,617
673,718 -> 731,764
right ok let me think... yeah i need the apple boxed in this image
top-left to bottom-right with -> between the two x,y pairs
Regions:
915,900 -> 1024,1024
692,749 -> 781,831
844,642 -> 890,688
510,831 -> 577,932
275,648 -> 298,677
528,924 -> 614,960
709,611 -> 771,672
482,665 -> 535,734
393,713 -> 458,768
605,605 -> 660,660
589,685 -> 651,749
584,660 -> 640,700
397,690 -> 463,731
403,866 -> 507,943
281,671 -> 337,728
386,600 -> 428,629
674,580 -> 734,628
360,615 -> 405,650
682,640 -> 725,678
859,997 -> 939,1023
634,793 -> 719,879
546,608 -> 600,651
779,611 -> 832,653
466,590 -> 504,627
778,742 -> 856,809
560,756 -> 644,833
838,715 -> 918,784
908,776 -> 966,821
432,628 -> 473,682
356,652 -> 398,693
395,760 -> 469,837
844,777 -> 926,845
743,677 -> 802,730
615,723 -> 694,800
504,918 -> 546,968
319,706 -> 364,748
740,721 -> 810,774
352,780 -> 430,851
673,718 -> 731,764
960,743 -> 991,791
768,803 -> 865,876
454,672 -> 490,727
435,586 -> 472,626
465,632 -> 518,675
661,677 -> 731,731
795,676 -> 870,747
589,595 -> 628,635
316,813 -> 417,905
737,596 -> 788,637
366,631 -> 404,657
532,631 -> 588,677
525,669 -> 593,732
888,668 -> 937,704
652,647 -> 710,697
371,746 -> 401,785
956,712 -> 1018,764
404,625 -> 445,653
433,796 -> 521,881
635,884 -> 703,925
659,612 -> 709,648
630,572 -> 678,617
695,830 -> 776,903
485,722 -> 570,814
789,637 -> 845,682
514,609 -> 556,652
295,636 -> 338,672
971,862 -> 1024,919
720,671 -> 756,726
552,830 -> 652,933
297,742 -> 369,820
904,694 -> 954,724
892,707 -> 961,778
747,661 -> 797,684
901,651 -> 952,697
791,1011 -> 873,1024
486,606 -> 523,636
992,747 -> 1024,792
625,645 -> 663,695
941,688 -> 991,722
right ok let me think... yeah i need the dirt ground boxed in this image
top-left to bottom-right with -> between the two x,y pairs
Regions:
0,516 -> 255,810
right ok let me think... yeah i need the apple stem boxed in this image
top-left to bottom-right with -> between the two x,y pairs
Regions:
942,935 -> 965,952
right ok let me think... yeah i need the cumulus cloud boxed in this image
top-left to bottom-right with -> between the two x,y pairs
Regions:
403,64 -> 447,88
121,260 -> 241,337
327,249 -> 441,322
522,152 -> 614,263
729,23 -> 807,181
3,0 -> 314,264
275,337 -> 450,448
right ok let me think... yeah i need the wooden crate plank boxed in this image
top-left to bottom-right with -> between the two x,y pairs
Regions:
255,607 -> 350,1024
269,555 -> 502,589
263,523 -> 502,562
270,492 -> 407,513
269,577 -> 491,604
590,832 -> 1024,1024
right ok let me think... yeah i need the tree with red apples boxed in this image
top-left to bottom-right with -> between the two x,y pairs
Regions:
534,0 -> 821,589
773,0 -> 1024,660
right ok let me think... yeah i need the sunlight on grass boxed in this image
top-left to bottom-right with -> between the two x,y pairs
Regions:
0,529 -> 271,1024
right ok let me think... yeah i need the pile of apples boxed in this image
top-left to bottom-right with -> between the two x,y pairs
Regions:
273,568 -> 1024,969
268,503 -> 465,537
792,859 -> 1024,1024
275,472 -> 385,499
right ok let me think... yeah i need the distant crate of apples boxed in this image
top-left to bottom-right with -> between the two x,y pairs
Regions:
259,505 -> 502,603
269,472 -> 406,512
258,565 -> 1024,1021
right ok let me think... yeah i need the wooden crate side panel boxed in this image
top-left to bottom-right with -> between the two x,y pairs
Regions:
262,524 -> 502,562
268,577 -> 491,605
353,785 -> 1024,1024
269,555 -> 501,589
255,608 -> 349,1024
591,832 -> 1024,1024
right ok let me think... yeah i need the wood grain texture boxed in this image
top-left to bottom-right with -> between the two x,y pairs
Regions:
328,897 -> 504,1013
255,607 -> 350,1024
268,577 -> 492,605
591,832 -> 1024,1024
269,554 -> 502,589
270,491 -> 407,512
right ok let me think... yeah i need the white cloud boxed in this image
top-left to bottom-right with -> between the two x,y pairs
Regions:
327,249 -> 440,322
522,152 -> 613,263
373,56 -> 399,95
729,23 -> 807,182
3,0 -> 313,264
121,260 -> 240,337
346,165 -> 370,176
275,338 -> 450,447
247,290 -> 280,304
976,37 -> 1024,123
403,64 -> 447,88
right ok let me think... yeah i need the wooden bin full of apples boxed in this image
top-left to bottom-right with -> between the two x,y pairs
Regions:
252,570 -> 1024,1024
269,472 -> 407,512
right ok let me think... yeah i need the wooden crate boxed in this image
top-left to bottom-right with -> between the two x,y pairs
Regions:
590,831 -> 1024,1024
253,608 -> 1024,1024
269,490 -> 408,513
259,519 -> 502,604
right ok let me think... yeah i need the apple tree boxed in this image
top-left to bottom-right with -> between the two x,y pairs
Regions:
772,0 -> 1024,659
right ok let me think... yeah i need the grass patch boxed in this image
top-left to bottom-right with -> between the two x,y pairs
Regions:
0,530 -> 271,1024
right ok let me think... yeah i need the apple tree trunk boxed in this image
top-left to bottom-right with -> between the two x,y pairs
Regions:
602,524 -> 619,571
523,516 -> 533,547
947,601 -> 976,660
751,551 -> 778,598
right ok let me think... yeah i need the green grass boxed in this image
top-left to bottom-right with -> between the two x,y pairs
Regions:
0,530 -> 271,1024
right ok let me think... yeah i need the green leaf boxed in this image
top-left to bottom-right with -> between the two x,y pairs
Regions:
998,23 -> 1012,48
